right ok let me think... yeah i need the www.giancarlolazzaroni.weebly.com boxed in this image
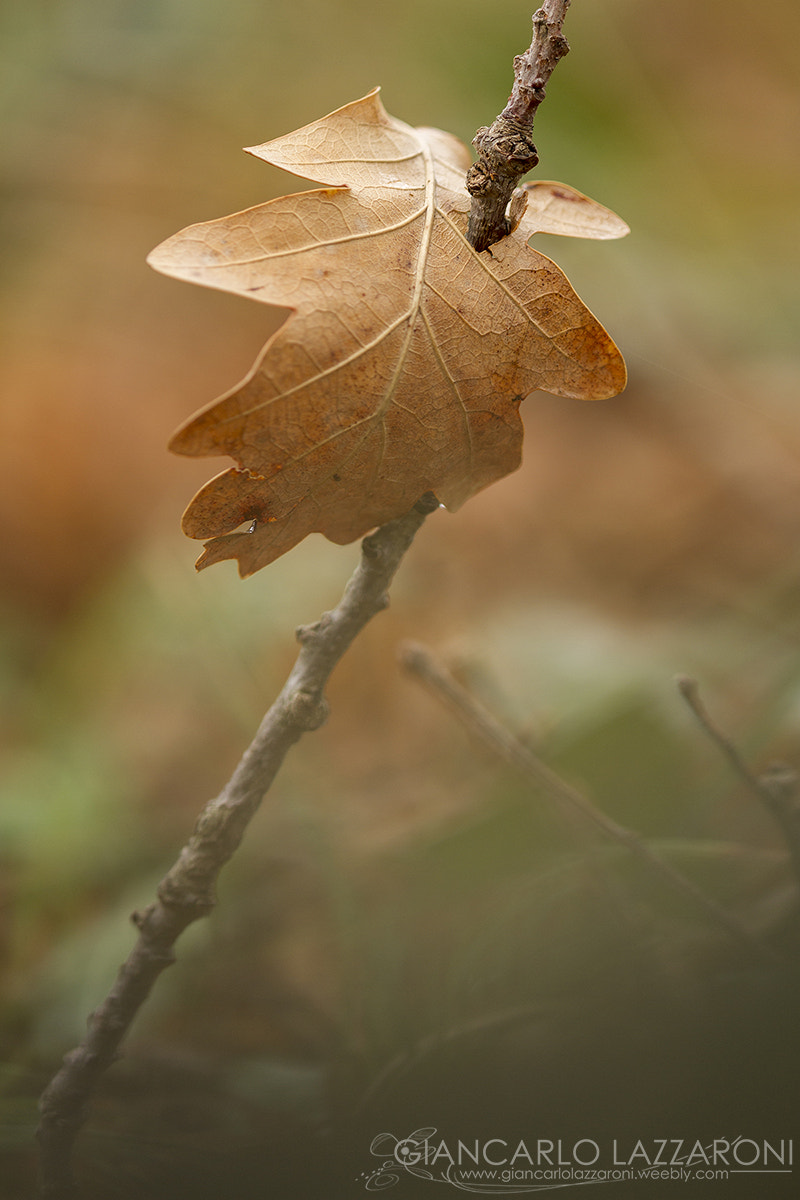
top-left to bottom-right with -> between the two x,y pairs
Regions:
357,1128 -> 794,1192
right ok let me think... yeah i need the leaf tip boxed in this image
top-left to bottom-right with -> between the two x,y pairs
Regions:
596,350 -> 628,400
145,244 -> 168,274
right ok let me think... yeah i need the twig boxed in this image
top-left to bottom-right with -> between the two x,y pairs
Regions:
399,641 -> 780,963
466,1 -> 571,252
35,493 -> 440,1200
356,1004 -> 537,1115
677,675 -> 800,888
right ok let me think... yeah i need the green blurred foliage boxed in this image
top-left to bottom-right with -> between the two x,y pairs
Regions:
1,0 -> 800,1195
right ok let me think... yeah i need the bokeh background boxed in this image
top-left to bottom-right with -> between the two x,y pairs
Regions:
2,1 -> 799,1196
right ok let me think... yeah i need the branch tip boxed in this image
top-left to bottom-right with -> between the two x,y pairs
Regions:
675,673 -> 699,700
397,639 -> 427,672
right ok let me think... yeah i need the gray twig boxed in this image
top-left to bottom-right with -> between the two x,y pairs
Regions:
35,493 -> 439,1200
466,1 -> 571,252
400,641 -> 779,963
677,674 -> 800,889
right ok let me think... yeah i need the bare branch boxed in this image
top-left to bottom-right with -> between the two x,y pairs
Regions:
466,1 -> 572,252
677,675 -> 800,889
35,493 -> 439,1200
400,641 -> 780,963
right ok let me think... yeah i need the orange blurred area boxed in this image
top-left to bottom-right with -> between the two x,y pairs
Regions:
1,1 -> 800,1196
1,0 -> 798,618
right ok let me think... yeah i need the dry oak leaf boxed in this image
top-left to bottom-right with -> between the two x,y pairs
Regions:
148,89 -> 628,575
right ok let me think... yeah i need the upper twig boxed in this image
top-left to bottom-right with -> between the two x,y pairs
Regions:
466,1 -> 572,252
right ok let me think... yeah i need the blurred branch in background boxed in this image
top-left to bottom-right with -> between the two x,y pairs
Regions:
678,675 -> 800,889
400,641 -> 786,962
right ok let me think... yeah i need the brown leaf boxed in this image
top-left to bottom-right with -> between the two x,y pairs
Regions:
148,89 -> 627,575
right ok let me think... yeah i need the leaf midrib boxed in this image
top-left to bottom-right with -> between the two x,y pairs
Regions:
223,136 -> 438,441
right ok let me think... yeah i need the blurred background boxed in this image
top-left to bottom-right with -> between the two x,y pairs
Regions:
1,0 -> 799,1195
